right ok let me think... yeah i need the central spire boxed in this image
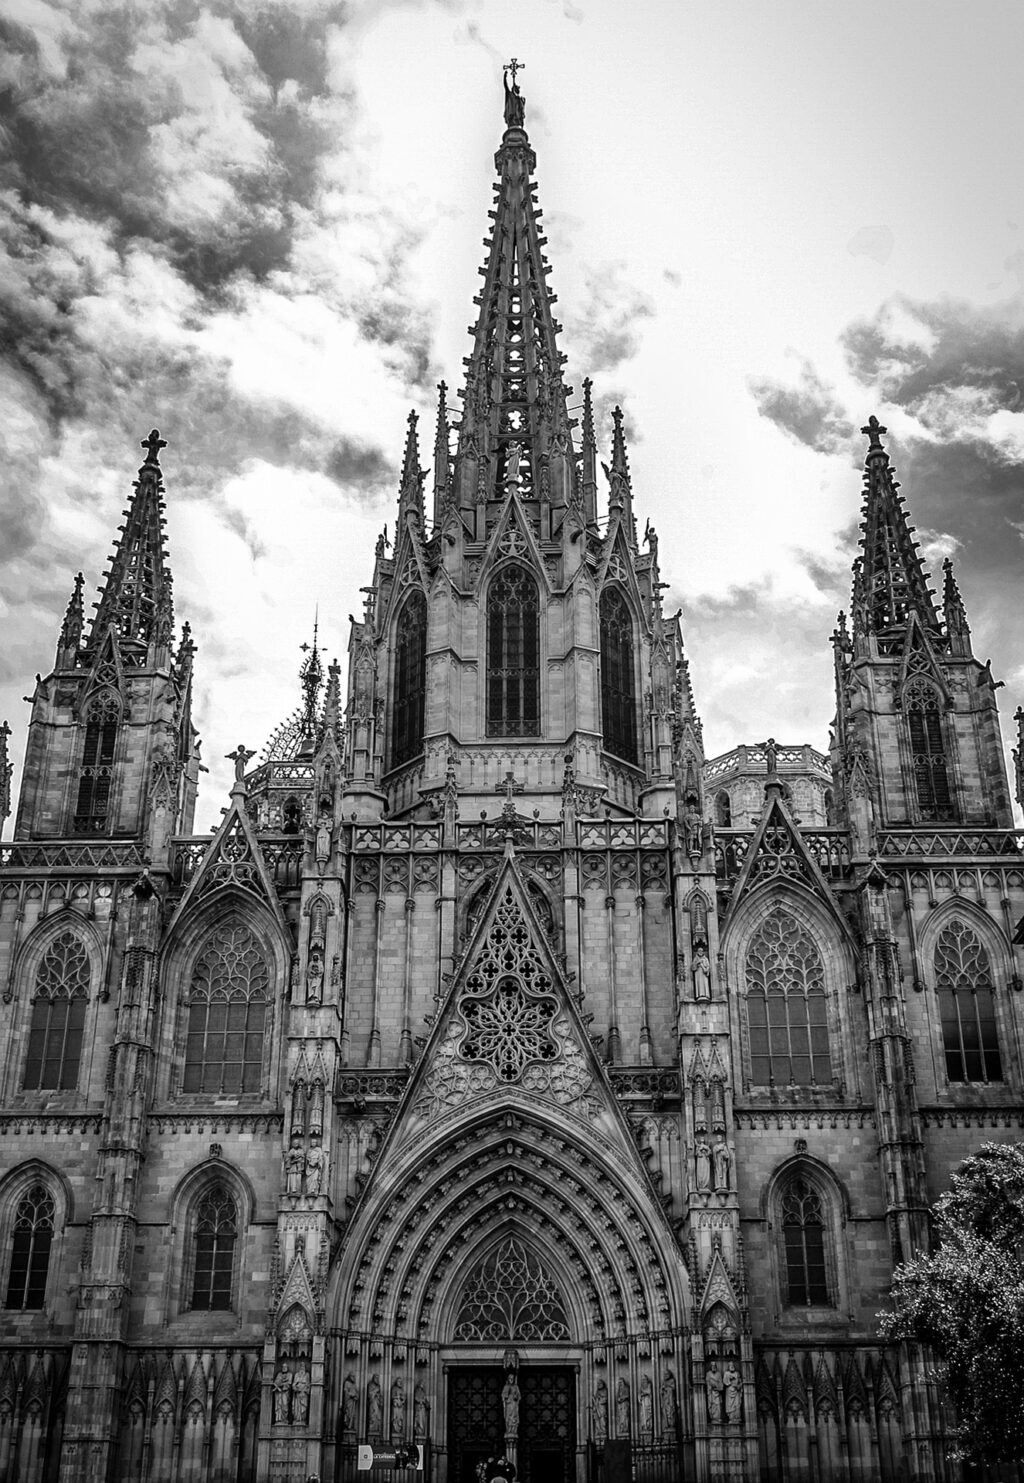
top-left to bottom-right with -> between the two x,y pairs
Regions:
451,64 -> 575,531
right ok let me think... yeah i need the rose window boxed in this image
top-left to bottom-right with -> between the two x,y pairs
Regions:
460,975 -> 557,1081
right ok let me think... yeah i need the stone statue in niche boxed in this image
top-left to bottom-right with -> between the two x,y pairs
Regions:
413,1383 -> 429,1439
704,1361 -> 724,1424
723,1361 -> 742,1423
315,811 -> 332,873
638,1376 -> 653,1439
714,1140 -> 732,1192
660,1371 -> 677,1433
291,1365 -> 310,1425
615,1379 -> 630,1435
342,1375 -> 358,1432
391,1379 -> 406,1438
692,945 -> 712,1000
272,1367 -> 293,1425
284,1138 -> 305,1199
306,950 -> 324,1003
592,1380 -> 608,1443
695,1140 -> 712,1191
501,1375 -> 520,1440
368,1374 -> 383,1434
305,1137 -> 326,1198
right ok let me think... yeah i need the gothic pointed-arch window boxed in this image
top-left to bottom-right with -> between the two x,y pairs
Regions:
391,589 -> 427,767
745,910 -> 832,1088
600,586 -> 638,763
934,917 -> 1002,1083
189,1185 -> 237,1311
905,680 -> 954,821
23,930 -> 90,1091
779,1176 -> 831,1307
183,922 -> 270,1095
4,1184 -> 56,1310
73,691 -> 119,834
486,565 -> 540,737
715,790 -> 732,828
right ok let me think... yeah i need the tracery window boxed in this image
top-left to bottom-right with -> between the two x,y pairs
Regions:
183,922 -> 270,1095
905,681 -> 954,822
391,589 -> 427,767
780,1177 -> 831,1307
600,586 -> 637,763
73,692 -> 119,834
745,910 -> 832,1088
453,1236 -> 570,1341
934,918 -> 1002,1083
189,1186 -> 237,1311
4,1185 -> 55,1310
486,565 -> 540,737
23,930 -> 90,1091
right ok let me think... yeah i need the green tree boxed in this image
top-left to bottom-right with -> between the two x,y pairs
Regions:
881,1142 -> 1024,1464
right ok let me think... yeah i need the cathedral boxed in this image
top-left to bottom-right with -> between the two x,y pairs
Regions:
1,69 -> 1023,1483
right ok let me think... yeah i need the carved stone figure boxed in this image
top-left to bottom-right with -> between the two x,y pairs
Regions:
638,1375 -> 654,1440
660,1371 -> 677,1433
391,1378 -> 406,1438
501,1376 -> 520,1439
342,1374 -> 358,1433
284,1139 -> 305,1198
684,802 -> 702,856
705,1361 -> 724,1424
723,1361 -> 742,1423
713,1140 -> 732,1192
291,1365 -> 310,1426
615,1378 -> 630,1435
692,945 -> 712,1000
368,1374 -> 383,1434
413,1382 -> 429,1439
304,1138 -> 326,1198
592,1380 -> 608,1443
695,1140 -> 712,1191
315,811 -> 332,871
272,1367 -> 292,1425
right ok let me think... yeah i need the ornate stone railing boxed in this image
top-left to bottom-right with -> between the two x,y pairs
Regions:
703,741 -> 830,783
877,829 -> 1024,860
577,820 -> 669,850
0,839 -> 146,872
351,823 -> 442,853
169,834 -> 304,888
457,820 -> 563,851
714,829 -> 852,881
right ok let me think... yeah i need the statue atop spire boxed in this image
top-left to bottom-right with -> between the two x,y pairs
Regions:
503,58 -> 526,130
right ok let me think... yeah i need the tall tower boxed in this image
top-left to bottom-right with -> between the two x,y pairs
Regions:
832,416 -> 1012,849
14,430 -> 200,856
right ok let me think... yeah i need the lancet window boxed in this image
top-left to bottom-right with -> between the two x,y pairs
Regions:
905,681 -> 954,821
745,910 -> 832,1088
779,1176 -> 831,1307
183,922 -> 270,1096
391,589 -> 427,767
934,918 -> 1002,1083
73,691 -> 119,834
486,565 -> 540,736
4,1184 -> 56,1310
600,586 -> 638,763
23,930 -> 90,1091
189,1185 -> 237,1311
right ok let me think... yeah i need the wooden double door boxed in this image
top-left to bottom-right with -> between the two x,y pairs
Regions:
447,1366 -> 575,1483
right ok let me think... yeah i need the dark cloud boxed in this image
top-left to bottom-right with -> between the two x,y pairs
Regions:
326,438 -> 395,495
748,356 -> 856,455
567,263 -> 655,377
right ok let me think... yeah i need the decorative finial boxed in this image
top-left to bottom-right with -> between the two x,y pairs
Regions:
503,59 -> 526,130
142,429 -> 167,467
861,415 -> 887,453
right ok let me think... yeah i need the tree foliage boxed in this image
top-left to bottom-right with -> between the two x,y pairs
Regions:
880,1142 -> 1024,1463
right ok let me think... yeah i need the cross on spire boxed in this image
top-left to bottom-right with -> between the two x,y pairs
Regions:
142,429 -> 167,467
505,57 -> 524,85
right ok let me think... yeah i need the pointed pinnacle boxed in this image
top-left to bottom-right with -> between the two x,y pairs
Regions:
582,378 -> 596,447
89,430 -> 172,648
611,405 -> 631,480
399,409 -> 424,516
60,572 -> 85,652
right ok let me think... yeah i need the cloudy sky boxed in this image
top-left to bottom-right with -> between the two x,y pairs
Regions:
3,0 -> 1024,826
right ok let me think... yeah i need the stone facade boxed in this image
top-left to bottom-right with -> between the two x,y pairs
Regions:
1,74 -> 1023,1483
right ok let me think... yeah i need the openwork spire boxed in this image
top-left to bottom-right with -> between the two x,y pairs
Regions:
298,617 -> 324,754
453,63 -> 571,516
89,430 -> 173,650
853,416 -> 940,647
